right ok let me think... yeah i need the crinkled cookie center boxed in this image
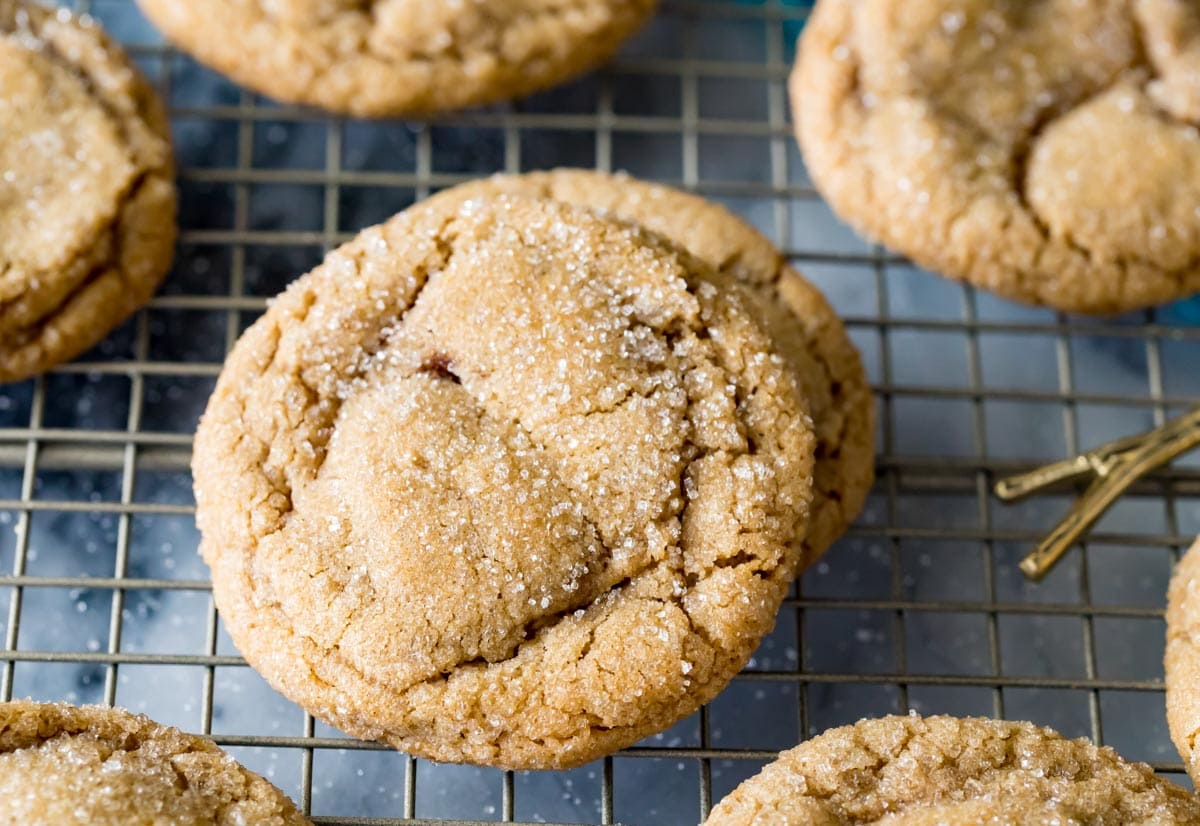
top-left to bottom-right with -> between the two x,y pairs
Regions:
0,35 -> 134,278
254,207 -> 759,692
857,0 -> 1200,269
1026,80 -> 1200,271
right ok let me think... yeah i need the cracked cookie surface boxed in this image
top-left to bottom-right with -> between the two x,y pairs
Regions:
441,169 -> 874,564
0,0 -> 176,382
134,0 -> 656,117
192,195 -> 815,769
704,714 -> 1200,825
0,700 -> 310,825
1166,536 -> 1200,785
793,0 -> 1200,314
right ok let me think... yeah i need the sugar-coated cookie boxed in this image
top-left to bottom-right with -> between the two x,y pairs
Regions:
1166,536 -> 1200,784
0,700 -> 310,825
706,714 -> 1200,824
135,0 -> 656,117
793,0 -> 1200,314
193,193 -> 815,769
0,0 -> 176,381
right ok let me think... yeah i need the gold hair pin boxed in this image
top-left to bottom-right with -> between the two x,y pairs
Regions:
995,406 -> 1200,581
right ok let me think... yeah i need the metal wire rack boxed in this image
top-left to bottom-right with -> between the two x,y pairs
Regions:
4,0 -> 1200,822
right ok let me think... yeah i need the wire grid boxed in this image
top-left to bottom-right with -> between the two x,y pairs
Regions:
3,0 -> 1200,822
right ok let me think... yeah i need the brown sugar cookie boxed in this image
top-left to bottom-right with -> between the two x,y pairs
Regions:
0,700 -> 310,825
704,714 -> 1200,825
792,0 -> 1200,315
192,194 -> 816,770
1166,536 -> 1200,784
134,0 -> 656,118
441,169 -> 874,565
0,0 -> 176,382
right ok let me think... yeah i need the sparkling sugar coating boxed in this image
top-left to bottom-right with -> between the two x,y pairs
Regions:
0,0 -> 175,382
192,195 -> 815,770
0,701 -> 310,825
793,0 -> 1200,314
442,169 -> 875,568
1166,537 -> 1200,785
133,0 -> 657,117
704,714 -> 1200,825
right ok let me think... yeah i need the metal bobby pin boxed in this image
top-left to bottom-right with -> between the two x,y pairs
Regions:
995,406 -> 1200,581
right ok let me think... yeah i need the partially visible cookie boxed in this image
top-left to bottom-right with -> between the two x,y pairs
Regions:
0,700 -> 310,825
443,169 -> 874,564
0,0 -> 176,382
793,0 -> 1200,314
134,0 -> 656,117
193,195 -> 815,769
704,714 -> 1200,825
1167,536 -> 1200,784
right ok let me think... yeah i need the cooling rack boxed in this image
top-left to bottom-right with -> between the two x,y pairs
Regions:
4,0 -> 1200,823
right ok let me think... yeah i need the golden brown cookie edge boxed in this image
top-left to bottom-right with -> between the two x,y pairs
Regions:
0,1 -> 177,382
134,0 -> 657,117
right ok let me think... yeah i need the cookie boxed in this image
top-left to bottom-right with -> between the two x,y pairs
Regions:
1166,536 -> 1200,784
0,700 -> 310,825
444,169 -> 874,565
0,0 -> 176,382
193,195 -> 815,769
792,0 -> 1200,315
134,0 -> 656,118
704,714 -> 1200,825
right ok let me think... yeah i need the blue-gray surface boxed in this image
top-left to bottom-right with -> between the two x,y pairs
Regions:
4,0 -> 1200,823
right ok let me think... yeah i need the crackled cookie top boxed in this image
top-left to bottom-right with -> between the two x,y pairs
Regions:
1166,536 -> 1200,785
0,0 -> 175,382
705,714 -> 1200,825
0,701 -> 310,825
793,0 -> 1200,314
135,0 -> 656,117
0,0 -> 175,380
441,169 -> 874,564
193,195 -> 814,769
